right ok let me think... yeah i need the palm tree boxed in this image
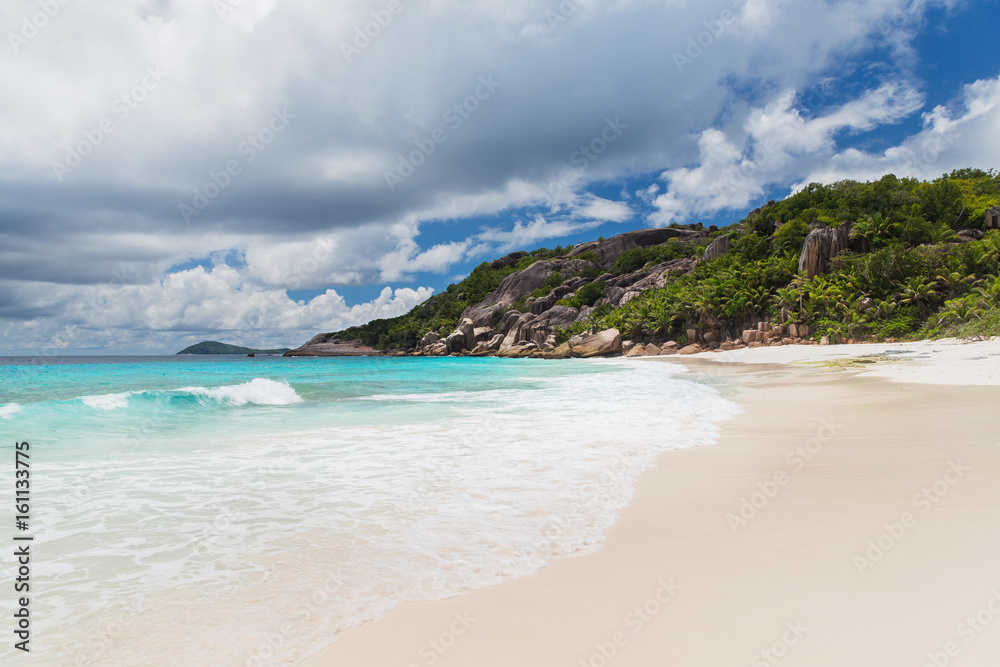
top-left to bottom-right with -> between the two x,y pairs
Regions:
935,298 -> 983,326
899,276 -> 938,316
851,213 -> 900,249
936,271 -> 979,300
974,277 -> 1000,309
772,286 -> 799,313
844,310 -> 865,340
928,221 -> 958,243
650,301 -> 680,337
866,299 -> 897,321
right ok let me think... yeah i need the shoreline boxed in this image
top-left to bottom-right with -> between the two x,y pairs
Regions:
300,342 -> 1000,666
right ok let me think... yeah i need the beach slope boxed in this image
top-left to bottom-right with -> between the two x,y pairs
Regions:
303,341 -> 1000,666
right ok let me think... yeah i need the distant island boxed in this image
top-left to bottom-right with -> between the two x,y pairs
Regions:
177,341 -> 291,355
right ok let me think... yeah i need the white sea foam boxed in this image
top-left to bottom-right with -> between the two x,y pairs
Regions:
0,403 -> 22,419
25,360 -> 741,667
81,392 -> 132,410
180,378 -> 302,406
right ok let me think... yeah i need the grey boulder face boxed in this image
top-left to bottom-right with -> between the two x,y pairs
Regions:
568,328 -> 622,358
567,228 -> 700,267
702,235 -> 731,261
625,344 -> 648,358
426,341 -> 447,355
985,207 -> 1000,229
498,306 -> 582,353
430,318 -> 480,354
444,331 -> 466,354
461,258 -> 599,327
458,318 -> 476,351
419,331 -> 441,347
284,334 -> 380,357
798,224 -> 852,279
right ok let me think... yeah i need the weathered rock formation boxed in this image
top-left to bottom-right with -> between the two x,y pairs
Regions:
798,224 -> 852,278
625,344 -> 648,358
604,258 -> 699,308
703,234 -> 732,261
985,207 -> 1000,230
489,250 -> 528,270
461,258 -> 598,327
419,332 -> 441,347
568,329 -> 622,358
284,334 -> 381,357
294,228 -> 705,358
566,228 -> 700,267
498,306 -> 580,354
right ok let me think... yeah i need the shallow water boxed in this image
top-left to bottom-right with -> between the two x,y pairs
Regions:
0,355 -> 741,666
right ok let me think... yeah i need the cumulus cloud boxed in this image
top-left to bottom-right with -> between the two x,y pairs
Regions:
0,0 -> 989,351
650,81 -> 927,224
477,215 -> 601,251
797,75 -> 1000,187
0,267 -> 432,353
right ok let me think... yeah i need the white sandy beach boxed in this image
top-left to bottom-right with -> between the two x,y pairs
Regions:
301,339 -> 1000,666
679,336 -> 1000,386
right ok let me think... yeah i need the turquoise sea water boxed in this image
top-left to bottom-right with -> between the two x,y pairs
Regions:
0,355 -> 740,666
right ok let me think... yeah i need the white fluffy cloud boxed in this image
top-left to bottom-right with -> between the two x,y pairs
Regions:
798,75 -> 1000,187
650,83 -> 925,221
0,0 -> 991,351
0,268 -> 431,353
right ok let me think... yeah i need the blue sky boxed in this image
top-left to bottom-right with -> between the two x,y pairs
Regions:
1,0 -> 999,354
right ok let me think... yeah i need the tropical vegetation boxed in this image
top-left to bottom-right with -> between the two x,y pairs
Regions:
336,169 -> 1000,349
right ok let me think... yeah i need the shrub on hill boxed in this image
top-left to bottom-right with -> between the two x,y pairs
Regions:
332,168 -> 1000,350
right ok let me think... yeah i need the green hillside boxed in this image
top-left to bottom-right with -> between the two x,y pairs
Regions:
334,168 -> 1000,350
